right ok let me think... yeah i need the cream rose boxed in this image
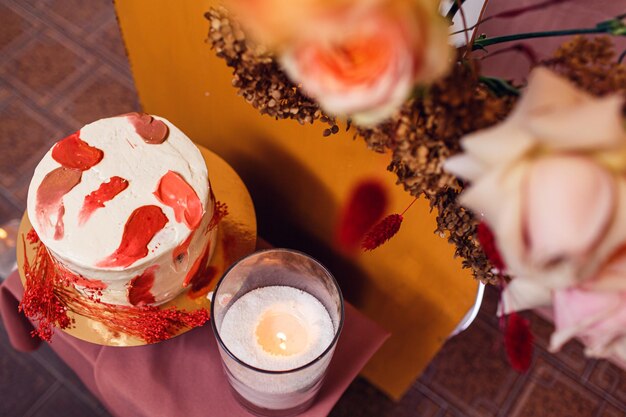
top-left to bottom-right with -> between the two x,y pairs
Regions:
445,67 -> 626,288
279,0 -> 451,125
446,67 -> 626,360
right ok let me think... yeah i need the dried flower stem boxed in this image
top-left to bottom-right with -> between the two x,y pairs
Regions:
401,197 -> 418,216
446,0 -> 467,21
452,0 -> 570,35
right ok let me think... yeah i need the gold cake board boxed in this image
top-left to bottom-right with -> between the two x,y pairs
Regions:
16,145 -> 257,346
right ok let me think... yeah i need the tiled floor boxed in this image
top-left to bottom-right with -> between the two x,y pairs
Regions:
0,1 -> 625,416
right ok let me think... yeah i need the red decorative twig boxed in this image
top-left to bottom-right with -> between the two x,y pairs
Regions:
504,312 -> 534,372
208,200 -> 228,232
19,234 -> 73,341
360,197 -> 418,251
361,214 -> 403,251
476,222 -> 506,272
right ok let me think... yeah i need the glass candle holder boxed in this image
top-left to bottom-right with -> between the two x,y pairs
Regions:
211,249 -> 344,417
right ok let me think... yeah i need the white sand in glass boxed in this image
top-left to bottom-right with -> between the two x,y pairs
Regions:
220,286 -> 335,372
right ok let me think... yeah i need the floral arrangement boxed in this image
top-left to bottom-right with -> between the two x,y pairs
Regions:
205,0 -> 626,369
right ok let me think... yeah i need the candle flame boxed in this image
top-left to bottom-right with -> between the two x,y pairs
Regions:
256,311 -> 308,356
277,332 -> 287,350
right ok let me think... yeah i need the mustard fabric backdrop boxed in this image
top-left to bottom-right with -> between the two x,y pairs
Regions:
114,0 -> 477,399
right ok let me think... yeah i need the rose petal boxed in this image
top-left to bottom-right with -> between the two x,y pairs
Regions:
584,242 -> 626,292
460,161 -> 529,272
443,153 -> 486,182
499,278 -> 552,315
511,67 -> 589,122
278,5 -> 448,125
550,290 -> 605,351
460,124 -> 535,168
577,179 -> 626,283
282,33 -> 415,125
525,156 -> 615,266
415,5 -> 453,83
550,289 -> 624,353
528,95 -> 625,151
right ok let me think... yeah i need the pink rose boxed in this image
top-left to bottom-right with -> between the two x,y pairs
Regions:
502,247 -> 626,360
551,248 -> 626,359
445,68 -> 626,288
551,288 -> 626,359
280,1 -> 451,125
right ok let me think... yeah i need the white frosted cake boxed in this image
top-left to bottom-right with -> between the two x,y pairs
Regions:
26,113 -> 217,306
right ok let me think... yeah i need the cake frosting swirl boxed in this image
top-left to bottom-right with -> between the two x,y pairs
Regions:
27,114 -> 217,306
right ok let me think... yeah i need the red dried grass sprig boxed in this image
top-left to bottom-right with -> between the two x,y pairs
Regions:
19,234 -> 73,341
504,312 -> 534,372
65,289 -> 210,344
360,197 -> 418,251
26,228 -> 40,244
476,222 -> 506,271
19,229 -> 211,343
361,214 -> 403,251
335,179 -> 388,251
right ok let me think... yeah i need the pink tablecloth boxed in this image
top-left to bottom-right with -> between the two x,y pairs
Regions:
0,270 -> 389,417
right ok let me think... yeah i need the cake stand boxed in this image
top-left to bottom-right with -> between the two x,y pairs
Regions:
16,145 -> 257,346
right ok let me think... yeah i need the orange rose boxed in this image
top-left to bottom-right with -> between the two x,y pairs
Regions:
279,1 -> 451,125
227,0 -> 380,46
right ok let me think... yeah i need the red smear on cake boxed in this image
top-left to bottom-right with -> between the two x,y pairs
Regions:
53,205 -> 65,240
173,229 -> 195,263
79,176 -> 129,225
127,266 -> 159,306
187,265 -> 218,299
71,275 -> 107,291
185,239 -> 218,299
154,171 -> 203,230
51,131 -> 104,171
97,205 -> 168,268
36,167 -> 82,238
182,239 -> 212,288
55,263 -> 107,291
126,113 -> 169,144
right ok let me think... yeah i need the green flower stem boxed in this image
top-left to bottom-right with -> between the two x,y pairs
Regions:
474,28 -> 607,50
472,16 -> 626,51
